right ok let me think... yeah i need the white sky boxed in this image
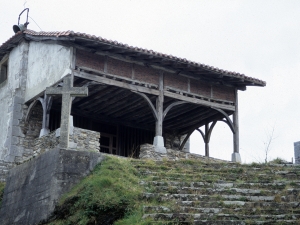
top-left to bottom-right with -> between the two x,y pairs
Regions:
1,0 -> 300,163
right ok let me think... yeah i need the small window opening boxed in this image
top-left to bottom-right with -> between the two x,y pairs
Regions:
0,59 -> 8,84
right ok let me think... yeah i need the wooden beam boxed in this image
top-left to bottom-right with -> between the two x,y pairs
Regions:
73,69 -> 160,96
131,91 -> 158,121
164,91 -> 235,111
211,107 -> 235,133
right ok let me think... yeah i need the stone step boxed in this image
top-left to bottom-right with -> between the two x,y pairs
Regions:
142,220 -> 297,225
179,200 -> 300,208
142,213 -> 300,221
143,193 -> 278,202
193,220 -> 297,225
145,185 -> 278,196
144,204 -> 300,215
143,206 -> 222,214
140,180 -> 293,190
133,162 -> 300,173
138,170 -> 300,181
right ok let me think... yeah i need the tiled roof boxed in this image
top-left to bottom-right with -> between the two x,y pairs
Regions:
0,30 -> 266,87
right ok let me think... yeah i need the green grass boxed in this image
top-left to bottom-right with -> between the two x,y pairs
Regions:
0,182 -> 5,207
45,156 -> 144,225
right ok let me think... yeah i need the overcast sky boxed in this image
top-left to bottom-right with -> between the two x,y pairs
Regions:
1,0 -> 300,163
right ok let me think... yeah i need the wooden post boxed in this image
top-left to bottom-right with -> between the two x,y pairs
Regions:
152,71 -> 166,153
45,74 -> 88,149
155,72 -> 164,136
233,89 -> 239,153
232,88 -> 241,162
205,122 -> 209,157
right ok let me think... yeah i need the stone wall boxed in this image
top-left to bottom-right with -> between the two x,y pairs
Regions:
0,160 -> 15,182
294,141 -> 300,164
0,42 -> 29,162
17,127 -> 100,163
139,143 -> 227,163
0,148 -> 105,225
164,133 -> 189,152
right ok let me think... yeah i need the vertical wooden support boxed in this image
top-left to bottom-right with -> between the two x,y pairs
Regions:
205,122 -> 209,157
232,88 -> 241,162
233,89 -> 239,153
155,72 -> 164,136
153,71 -> 166,153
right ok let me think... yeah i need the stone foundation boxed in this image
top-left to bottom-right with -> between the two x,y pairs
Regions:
164,133 -> 190,152
294,141 -> 300,164
139,144 -> 227,163
0,148 -> 105,225
15,127 -> 100,164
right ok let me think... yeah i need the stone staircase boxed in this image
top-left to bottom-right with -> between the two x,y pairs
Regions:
132,159 -> 300,224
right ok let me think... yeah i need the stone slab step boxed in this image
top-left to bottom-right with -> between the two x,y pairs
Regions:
142,213 -> 300,221
143,174 -> 299,184
140,180 -> 296,191
146,185 -> 277,196
143,193 -> 276,202
143,206 -> 222,214
143,220 -> 298,225
179,200 -> 300,207
144,204 -> 300,215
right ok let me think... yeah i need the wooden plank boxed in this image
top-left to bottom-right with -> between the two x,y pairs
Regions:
164,91 -> 235,111
73,70 -> 160,96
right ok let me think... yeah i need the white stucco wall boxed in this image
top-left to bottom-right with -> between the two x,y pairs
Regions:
25,42 -> 72,102
0,42 -> 28,160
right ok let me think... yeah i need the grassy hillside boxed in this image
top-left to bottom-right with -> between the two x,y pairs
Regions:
44,156 -> 148,225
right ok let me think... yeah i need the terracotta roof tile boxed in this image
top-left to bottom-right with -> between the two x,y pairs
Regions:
0,30 -> 266,86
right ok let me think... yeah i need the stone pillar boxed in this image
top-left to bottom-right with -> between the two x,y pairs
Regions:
294,141 -> 300,164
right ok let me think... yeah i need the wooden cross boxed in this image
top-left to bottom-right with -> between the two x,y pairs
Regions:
45,74 -> 88,149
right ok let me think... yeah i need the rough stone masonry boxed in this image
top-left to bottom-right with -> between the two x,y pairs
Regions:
0,148 -> 105,225
294,141 -> 300,164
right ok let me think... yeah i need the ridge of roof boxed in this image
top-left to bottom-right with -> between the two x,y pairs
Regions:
0,30 -> 266,86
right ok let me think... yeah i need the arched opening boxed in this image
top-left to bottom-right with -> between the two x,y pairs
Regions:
24,101 -> 43,139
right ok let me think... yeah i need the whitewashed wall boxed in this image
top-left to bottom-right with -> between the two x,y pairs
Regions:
25,42 -> 72,102
0,42 -> 29,161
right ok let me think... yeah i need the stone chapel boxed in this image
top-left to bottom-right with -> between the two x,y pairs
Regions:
0,30 -> 266,168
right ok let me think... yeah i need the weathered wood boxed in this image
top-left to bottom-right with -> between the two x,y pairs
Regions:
205,122 -> 209,157
233,89 -> 239,153
155,72 -> 164,136
211,107 -> 235,133
38,94 -> 53,130
105,95 -> 143,117
45,74 -> 88,149
163,101 -> 186,120
164,91 -> 235,111
166,108 -> 214,129
177,111 -> 221,134
74,69 -> 160,96
131,91 -> 158,121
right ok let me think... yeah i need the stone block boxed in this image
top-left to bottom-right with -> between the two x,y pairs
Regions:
231,152 -> 241,163
39,128 -> 50,137
0,148 -> 105,225
11,126 -> 24,137
12,119 -> 19,126
13,104 -> 22,113
294,141 -> 300,164
13,96 -> 24,105
153,136 -> 166,154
